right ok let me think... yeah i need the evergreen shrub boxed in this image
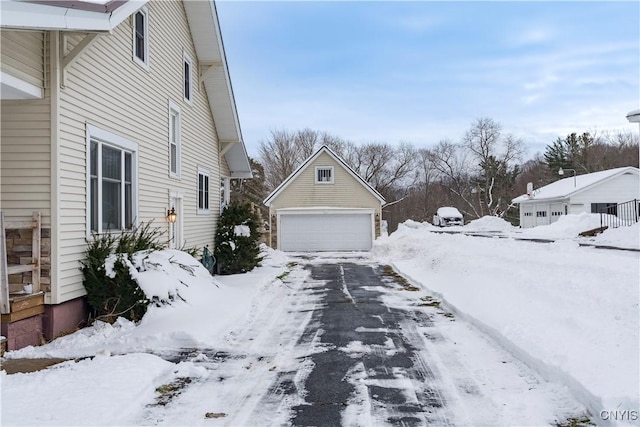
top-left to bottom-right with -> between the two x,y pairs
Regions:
81,222 -> 164,323
214,201 -> 263,275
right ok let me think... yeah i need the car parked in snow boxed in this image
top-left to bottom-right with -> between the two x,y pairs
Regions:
433,207 -> 464,227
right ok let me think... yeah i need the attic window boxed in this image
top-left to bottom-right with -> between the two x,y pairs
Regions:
315,166 -> 334,184
133,7 -> 149,68
184,52 -> 193,103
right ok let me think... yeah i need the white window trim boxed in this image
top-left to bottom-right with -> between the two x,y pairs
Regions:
197,167 -> 210,214
168,191 -> 184,249
85,124 -> 139,238
183,51 -> 194,104
132,6 -> 149,70
168,100 -> 181,179
220,176 -> 230,214
315,166 -> 334,184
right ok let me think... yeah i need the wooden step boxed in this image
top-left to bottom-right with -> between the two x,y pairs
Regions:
2,291 -> 45,323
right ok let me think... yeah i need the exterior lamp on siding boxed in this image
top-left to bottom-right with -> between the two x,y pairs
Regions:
167,207 -> 177,223
558,167 -> 577,187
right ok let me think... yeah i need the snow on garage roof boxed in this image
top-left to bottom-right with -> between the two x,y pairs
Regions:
512,167 -> 639,204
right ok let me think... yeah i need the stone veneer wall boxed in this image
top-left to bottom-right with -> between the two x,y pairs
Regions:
5,227 -> 51,293
270,214 -> 277,249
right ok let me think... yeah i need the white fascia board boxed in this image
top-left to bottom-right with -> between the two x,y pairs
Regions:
0,0 -> 148,31
1,1 -> 70,30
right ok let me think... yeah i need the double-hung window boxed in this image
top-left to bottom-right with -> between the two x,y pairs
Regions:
183,53 -> 193,103
87,125 -> 138,235
169,101 -> 181,178
198,168 -> 210,213
133,7 -> 149,68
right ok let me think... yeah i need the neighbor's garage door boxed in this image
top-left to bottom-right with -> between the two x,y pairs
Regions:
279,213 -> 373,252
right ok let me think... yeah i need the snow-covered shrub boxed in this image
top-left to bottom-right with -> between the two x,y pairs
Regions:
214,201 -> 263,275
81,223 -> 163,323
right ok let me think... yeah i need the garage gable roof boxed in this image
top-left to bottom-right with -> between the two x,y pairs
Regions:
512,166 -> 639,204
264,145 -> 386,206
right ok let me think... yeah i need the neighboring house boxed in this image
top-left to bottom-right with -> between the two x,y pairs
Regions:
626,109 -> 640,125
263,146 -> 385,252
0,0 -> 251,350
512,167 -> 640,228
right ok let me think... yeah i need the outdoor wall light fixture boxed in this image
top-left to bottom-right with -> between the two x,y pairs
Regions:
558,167 -> 577,187
167,206 -> 177,223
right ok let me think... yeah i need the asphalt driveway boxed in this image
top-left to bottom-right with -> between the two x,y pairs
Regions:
139,254 -> 586,426
278,256 -> 586,426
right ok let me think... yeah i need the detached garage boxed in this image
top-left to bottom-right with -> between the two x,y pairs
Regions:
264,146 -> 385,252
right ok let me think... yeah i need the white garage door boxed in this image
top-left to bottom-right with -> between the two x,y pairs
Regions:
280,213 -> 373,252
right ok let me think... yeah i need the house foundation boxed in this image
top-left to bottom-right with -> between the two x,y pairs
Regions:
43,297 -> 89,341
1,312 -> 44,351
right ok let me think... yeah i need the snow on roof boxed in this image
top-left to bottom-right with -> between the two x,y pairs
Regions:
627,109 -> 640,123
512,167 -> 639,203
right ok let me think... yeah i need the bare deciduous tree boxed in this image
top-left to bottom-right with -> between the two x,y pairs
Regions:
463,118 -> 523,217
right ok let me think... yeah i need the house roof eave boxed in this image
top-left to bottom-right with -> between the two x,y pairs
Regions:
0,0 -> 148,32
184,0 -> 251,179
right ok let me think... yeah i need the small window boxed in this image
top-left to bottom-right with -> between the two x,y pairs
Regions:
591,203 -> 617,216
183,53 -> 193,103
536,211 -> 547,217
168,102 -> 181,178
198,168 -> 210,213
315,166 -> 334,184
133,7 -> 149,68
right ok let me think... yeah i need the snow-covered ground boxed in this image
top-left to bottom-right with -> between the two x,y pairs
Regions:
1,215 -> 638,426
374,215 -> 639,425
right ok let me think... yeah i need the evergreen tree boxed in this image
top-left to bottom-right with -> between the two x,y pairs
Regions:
214,201 -> 263,275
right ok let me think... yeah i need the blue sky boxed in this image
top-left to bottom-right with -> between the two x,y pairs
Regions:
216,1 -> 639,160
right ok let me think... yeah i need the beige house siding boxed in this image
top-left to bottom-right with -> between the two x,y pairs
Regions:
54,0 -> 222,303
269,152 -> 381,211
0,30 -> 45,88
0,95 -> 52,224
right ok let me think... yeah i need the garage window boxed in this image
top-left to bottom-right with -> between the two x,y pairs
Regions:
315,166 -> 334,184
